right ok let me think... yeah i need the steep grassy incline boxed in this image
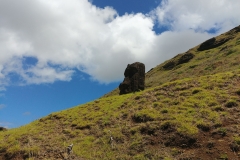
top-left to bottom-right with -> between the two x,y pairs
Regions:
105,25 -> 240,97
0,69 -> 240,159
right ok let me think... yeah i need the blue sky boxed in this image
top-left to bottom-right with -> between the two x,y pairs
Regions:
1,0 -> 240,128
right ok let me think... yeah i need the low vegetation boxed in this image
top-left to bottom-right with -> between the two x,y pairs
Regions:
0,69 -> 240,159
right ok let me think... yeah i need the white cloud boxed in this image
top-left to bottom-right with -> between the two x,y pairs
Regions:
0,0 -> 239,89
153,0 -> 240,32
150,30 -> 211,62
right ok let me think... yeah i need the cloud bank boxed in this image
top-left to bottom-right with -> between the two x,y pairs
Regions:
0,0 -> 239,89
154,0 -> 240,32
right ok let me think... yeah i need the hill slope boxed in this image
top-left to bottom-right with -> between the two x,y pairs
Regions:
105,25 -> 240,97
0,26 -> 240,160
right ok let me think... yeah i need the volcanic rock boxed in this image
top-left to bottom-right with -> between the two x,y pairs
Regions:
197,37 -> 216,51
119,62 -> 145,95
0,127 -> 7,131
178,52 -> 194,64
163,61 -> 176,70
228,25 -> 240,34
198,36 -> 232,51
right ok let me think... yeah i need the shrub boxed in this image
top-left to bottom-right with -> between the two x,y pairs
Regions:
160,121 -> 175,131
196,123 -> 210,132
235,90 -> 240,95
153,102 -> 159,108
218,128 -> 227,136
132,112 -> 154,123
225,49 -> 235,56
230,136 -> 240,152
192,88 -> 202,94
214,106 -> 224,111
219,153 -> 228,160
225,99 -> 238,108
161,109 -> 168,114
7,144 -> 21,155
236,38 -> 240,45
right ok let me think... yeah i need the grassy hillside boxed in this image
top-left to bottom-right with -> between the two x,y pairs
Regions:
105,25 -> 240,97
0,26 -> 240,160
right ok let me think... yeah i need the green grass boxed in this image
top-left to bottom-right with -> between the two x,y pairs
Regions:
1,69 -> 240,159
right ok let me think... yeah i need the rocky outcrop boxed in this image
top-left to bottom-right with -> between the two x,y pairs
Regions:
178,52 -> 194,64
119,62 -> 145,95
197,25 -> 240,51
163,61 -> 176,70
197,37 -> 216,51
0,127 -> 7,131
198,36 -> 233,51
162,52 -> 195,70
228,25 -> 240,34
